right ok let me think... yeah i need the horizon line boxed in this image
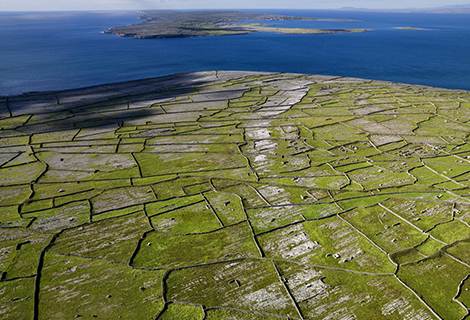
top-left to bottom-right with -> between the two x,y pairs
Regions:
1,6 -> 470,13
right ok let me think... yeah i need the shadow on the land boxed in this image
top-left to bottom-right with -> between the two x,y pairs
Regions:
1,71 -> 219,134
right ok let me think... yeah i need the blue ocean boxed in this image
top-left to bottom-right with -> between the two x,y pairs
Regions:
0,9 -> 469,96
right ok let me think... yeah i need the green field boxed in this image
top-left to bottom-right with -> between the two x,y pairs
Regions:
2,71 -> 470,319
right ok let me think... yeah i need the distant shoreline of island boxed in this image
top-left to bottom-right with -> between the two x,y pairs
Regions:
394,26 -> 428,30
336,5 -> 470,14
104,10 -> 370,39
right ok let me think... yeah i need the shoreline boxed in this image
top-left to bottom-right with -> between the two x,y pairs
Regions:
2,71 -> 465,101
104,10 -> 366,39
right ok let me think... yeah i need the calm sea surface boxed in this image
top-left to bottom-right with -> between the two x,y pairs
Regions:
0,9 -> 469,96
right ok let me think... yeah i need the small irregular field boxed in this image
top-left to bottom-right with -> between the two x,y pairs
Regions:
2,70 -> 470,319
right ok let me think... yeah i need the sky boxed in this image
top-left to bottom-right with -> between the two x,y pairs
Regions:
1,0 -> 469,11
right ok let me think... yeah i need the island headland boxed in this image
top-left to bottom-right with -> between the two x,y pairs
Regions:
104,10 -> 370,38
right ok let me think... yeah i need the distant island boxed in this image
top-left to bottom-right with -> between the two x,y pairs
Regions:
104,10 -> 370,39
338,4 -> 470,14
395,26 -> 427,30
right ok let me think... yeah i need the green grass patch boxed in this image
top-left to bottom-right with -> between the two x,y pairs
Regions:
92,205 -> 143,222
249,154 -> 311,173
247,206 -> 305,234
166,260 -> 297,317
39,252 -> 164,320
380,199 -> 452,232
220,183 -> 266,207
424,161 -> 470,179
117,142 -> 144,153
0,228 -> 51,279
204,191 -> 246,225
331,189 -> 370,201
445,239 -> 470,266
260,175 -> 349,189
376,140 -> 409,152
300,106 -> 353,116
259,217 -> 395,274
0,185 -> 31,205
337,194 -> 392,210
150,177 -> 190,200
32,179 -> 130,201
429,220 -> 470,244
150,201 -> 221,234
410,166 -> 448,185
91,185 -> 155,214
276,261 -> 436,319
0,161 -> 46,185
397,253 -> 468,320
146,134 -> 243,145
434,180 -> 466,190
133,222 -> 259,269
182,181 -> 213,195
390,248 -> 425,265
1,151 -> 37,167
249,182 -> 310,206
51,211 -> 151,262
132,174 -> 176,186
0,277 -> 35,320
146,195 -> 203,217
296,116 -> 356,129
159,302 -> 204,320
372,160 -> 421,173
205,308 -> 278,319
186,166 -> 256,181
0,205 -> 31,227
415,125 -> 467,140
348,166 -> 415,190
20,198 -> 53,213
0,135 -> 30,146
40,144 -> 119,154
368,114 -> 399,122
36,151 -> 137,172
330,141 -> 380,158
312,123 -> 368,141
415,237 -> 445,256
135,152 -> 246,176
25,200 -> 90,232
303,139 -> 335,151
0,115 -> 32,130
74,128 -> 119,140
455,272 -> 470,308
91,166 -> 141,180
332,161 -> 372,173
342,205 -> 427,254
53,189 -> 101,207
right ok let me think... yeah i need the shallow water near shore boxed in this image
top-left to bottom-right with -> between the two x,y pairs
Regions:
0,9 -> 469,96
